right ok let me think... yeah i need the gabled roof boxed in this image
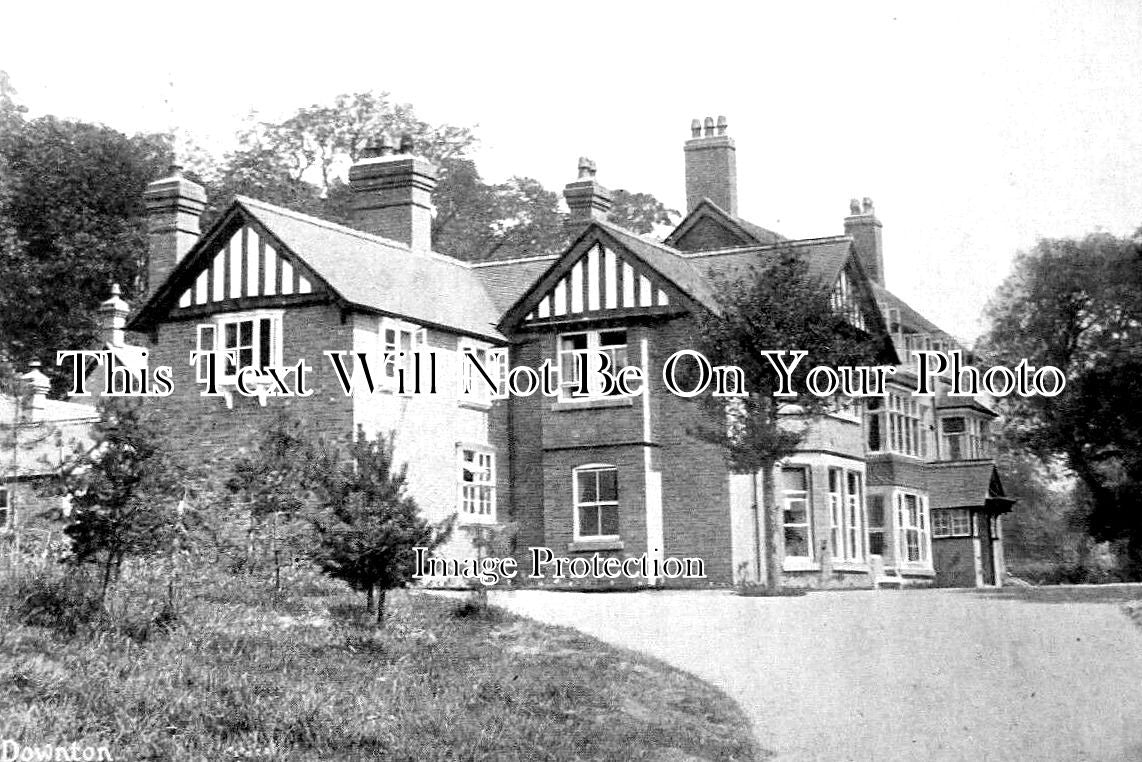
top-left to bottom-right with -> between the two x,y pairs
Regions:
927,461 -> 1013,512
873,283 -> 948,338
471,254 -> 559,313
497,221 -> 721,331
131,197 -> 506,342
664,198 -> 786,250
681,236 -> 856,287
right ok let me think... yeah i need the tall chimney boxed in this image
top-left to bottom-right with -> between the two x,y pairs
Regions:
144,164 -> 206,295
563,157 -> 613,233
844,197 -> 885,286
348,134 -> 438,253
684,115 -> 737,215
100,283 -> 130,347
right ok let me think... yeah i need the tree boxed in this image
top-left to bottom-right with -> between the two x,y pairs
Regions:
983,233 -> 1142,575
0,77 -> 172,387
226,412 -> 320,587
608,189 -> 679,235
691,251 -> 884,589
309,428 -> 451,624
62,398 -> 181,602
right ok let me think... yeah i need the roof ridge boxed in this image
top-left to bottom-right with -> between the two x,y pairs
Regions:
596,219 -> 682,257
470,253 -> 560,268
233,196 -> 476,270
680,235 -> 853,258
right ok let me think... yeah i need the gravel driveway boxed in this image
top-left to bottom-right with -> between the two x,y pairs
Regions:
490,587 -> 1142,761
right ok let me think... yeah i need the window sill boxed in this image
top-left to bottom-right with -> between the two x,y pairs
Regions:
551,396 -> 634,412
458,516 -> 498,527
457,399 -> 492,412
829,561 -> 870,572
782,558 -> 819,572
568,539 -> 624,552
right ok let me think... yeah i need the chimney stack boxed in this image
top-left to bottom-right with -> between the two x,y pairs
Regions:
684,115 -> 737,215
144,164 -> 206,295
844,197 -> 885,286
348,133 -> 438,253
563,157 -> 613,233
100,283 -> 130,347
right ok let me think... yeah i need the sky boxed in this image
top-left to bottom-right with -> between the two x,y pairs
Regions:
4,0 -> 1141,342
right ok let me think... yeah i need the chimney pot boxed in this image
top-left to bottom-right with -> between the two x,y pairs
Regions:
564,157 -> 613,232
684,114 -> 738,214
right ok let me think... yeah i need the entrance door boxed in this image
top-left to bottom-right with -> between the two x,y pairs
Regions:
978,513 -> 996,586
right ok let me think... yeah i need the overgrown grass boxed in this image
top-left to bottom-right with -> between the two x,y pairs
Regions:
0,563 -> 764,760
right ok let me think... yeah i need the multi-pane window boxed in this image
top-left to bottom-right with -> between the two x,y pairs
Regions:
941,416 -> 991,460
867,391 -> 928,457
460,342 -> 507,404
557,329 -> 628,399
828,469 -> 864,562
574,465 -> 619,538
932,508 -> 972,538
896,492 -> 930,564
782,466 -> 812,560
0,487 -> 9,529
867,494 -> 886,556
196,311 -> 282,381
380,318 -> 425,392
458,448 -> 495,523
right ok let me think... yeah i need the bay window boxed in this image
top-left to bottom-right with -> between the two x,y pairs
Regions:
896,492 -> 930,564
828,468 -> 864,562
867,494 -> 886,556
782,466 -> 812,561
867,391 -> 929,458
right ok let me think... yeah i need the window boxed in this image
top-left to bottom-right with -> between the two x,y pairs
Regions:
932,508 -> 972,538
867,494 -> 886,556
941,416 -> 990,460
846,472 -> 863,561
828,469 -> 864,562
867,391 -> 928,457
574,465 -> 619,538
458,447 -> 495,523
896,492 -> 929,564
781,466 -> 812,560
557,329 -> 628,400
460,341 -> 507,404
380,318 -> 425,393
0,487 -> 9,529
196,311 -> 282,382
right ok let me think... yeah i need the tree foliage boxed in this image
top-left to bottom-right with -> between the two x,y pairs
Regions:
62,398 -> 182,600
692,251 -> 884,587
983,233 -> 1142,573
309,428 -> 451,624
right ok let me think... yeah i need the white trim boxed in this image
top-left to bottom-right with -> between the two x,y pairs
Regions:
457,445 -> 496,524
573,463 -> 620,542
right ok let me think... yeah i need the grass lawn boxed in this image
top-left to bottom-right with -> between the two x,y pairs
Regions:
0,567 -> 764,760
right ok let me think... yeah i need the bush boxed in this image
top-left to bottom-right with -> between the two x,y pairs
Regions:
5,567 -> 102,635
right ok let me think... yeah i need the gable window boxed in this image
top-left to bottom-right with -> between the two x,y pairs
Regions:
460,341 -> 507,405
196,310 -> 282,382
932,508 -> 972,538
867,494 -> 886,556
574,465 -> 619,539
557,329 -> 628,400
896,492 -> 930,564
458,447 -> 495,523
781,466 -> 812,561
380,318 -> 426,394
0,487 -> 9,530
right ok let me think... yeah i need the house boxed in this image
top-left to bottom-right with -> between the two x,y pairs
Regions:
111,116 -> 1011,588
0,364 -> 97,553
